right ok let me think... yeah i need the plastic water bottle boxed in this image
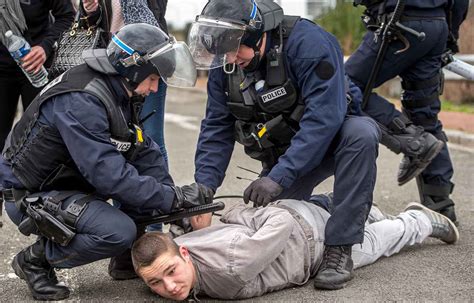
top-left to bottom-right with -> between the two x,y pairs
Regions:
4,30 -> 49,87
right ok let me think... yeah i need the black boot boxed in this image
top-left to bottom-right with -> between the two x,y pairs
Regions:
313,245 -> 354,290
108,248 -> 138,280
396,126 -> 444,186
11,238 -> 70,300
418,181 -> 458,225
379,116 -> 444,186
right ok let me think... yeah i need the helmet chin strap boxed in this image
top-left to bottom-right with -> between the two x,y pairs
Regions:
121,78 -> 140,93
243,35 -> 265,72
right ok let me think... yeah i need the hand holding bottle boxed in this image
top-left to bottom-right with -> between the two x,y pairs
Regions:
21,46 -> 47,74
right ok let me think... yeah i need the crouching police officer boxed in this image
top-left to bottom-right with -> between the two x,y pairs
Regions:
0,23 -> 213,300
346,0 -> 470,224
188,0 -> 381,290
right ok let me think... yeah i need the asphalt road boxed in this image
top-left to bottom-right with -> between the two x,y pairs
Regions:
1,87 -> 473,302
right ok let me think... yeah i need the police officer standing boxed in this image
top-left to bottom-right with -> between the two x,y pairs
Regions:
188,0 -> 381,290
0,23 -> 213,300
346,0 -> 470,224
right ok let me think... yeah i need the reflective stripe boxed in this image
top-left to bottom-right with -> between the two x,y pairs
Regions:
250,0 -> 258,19
112,35 -> 135,55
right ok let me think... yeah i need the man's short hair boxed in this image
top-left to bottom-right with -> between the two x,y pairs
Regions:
131,232 -> 180,273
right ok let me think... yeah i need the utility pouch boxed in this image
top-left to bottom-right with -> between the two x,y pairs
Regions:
227,102 -> 255,121
256,79 -> 297,114
21,196 -> 76,246
257,115 -> 296,146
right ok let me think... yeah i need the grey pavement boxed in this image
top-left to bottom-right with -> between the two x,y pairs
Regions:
1,87 -> 473,302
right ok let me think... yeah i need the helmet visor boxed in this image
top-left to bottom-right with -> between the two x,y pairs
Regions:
188,18 -> 245,70
148,41 -> 197,88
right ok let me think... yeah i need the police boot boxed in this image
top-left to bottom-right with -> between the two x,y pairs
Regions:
11,238 -> 70,300
380,116 -> 444,186
418,180 -> 458,225
313,245 -> 354,290
108,248 -> 138,280
404,202 -> 459,244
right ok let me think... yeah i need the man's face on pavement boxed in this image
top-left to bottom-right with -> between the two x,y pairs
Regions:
134,74 -> 160,97
139,247 -> 195,301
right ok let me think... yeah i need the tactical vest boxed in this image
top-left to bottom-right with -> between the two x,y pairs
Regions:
3,64 -> 140,192
225,16 -> 308,168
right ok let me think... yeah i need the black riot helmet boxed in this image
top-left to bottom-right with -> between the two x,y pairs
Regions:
188,0 -> 283,70
83,23 -> 197,88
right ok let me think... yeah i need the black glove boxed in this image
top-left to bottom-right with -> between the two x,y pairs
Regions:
172,183 -> 214,210
243,177 -> 283,207
446,34 -> 460,54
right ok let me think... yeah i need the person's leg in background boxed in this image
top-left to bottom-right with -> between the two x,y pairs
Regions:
0,74 -> 22,152
0,71 -> 42,152
345,21 -> 445,187
398,20 -> 457,224
140,79 -> 168,232
141,79 -> 168,165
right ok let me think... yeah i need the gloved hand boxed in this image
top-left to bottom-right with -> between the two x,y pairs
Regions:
243,177 -> 283,207
172,183 -> 214,210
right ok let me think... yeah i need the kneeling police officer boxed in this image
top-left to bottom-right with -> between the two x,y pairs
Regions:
0,23 -> 213,300
188,0 -> 381,290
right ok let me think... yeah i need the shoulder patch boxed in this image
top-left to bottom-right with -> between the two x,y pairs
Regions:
315,61 -> 335,80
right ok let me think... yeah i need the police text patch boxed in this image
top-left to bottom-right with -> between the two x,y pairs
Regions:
261,87 -> 287,103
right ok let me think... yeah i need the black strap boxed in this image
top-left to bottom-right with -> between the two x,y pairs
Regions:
433,131 -> 448,142
65,194 -> 95,218
387,114 -> 411,132
423,182 -> 454,197
401,92 -> 439,109
401,74 -> 440,91
399,15 -> 445,22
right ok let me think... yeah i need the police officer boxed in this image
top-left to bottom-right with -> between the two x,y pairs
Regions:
188,0 -> 381,290
346,0 -> 470,224
0,23 -> 213,300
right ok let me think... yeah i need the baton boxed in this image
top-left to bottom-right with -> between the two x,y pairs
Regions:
135,201 -> 225,228
362,0 -> 406,108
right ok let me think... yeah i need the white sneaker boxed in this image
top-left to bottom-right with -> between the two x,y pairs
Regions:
404,202 -> 459,244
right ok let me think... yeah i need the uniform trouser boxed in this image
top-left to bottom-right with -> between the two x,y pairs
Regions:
0,70 -> 42,152
345,18 -> 453,186
5,191 -> 154,268
270,115 -> 381,246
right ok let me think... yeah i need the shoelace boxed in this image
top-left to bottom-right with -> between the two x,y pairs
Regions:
322,247 -> 345,270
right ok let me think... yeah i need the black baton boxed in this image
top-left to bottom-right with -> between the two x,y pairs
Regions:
135,202 -> 225,228
362,0 -> 406,108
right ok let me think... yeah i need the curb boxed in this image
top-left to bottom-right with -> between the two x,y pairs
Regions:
445,129 -> 474,149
